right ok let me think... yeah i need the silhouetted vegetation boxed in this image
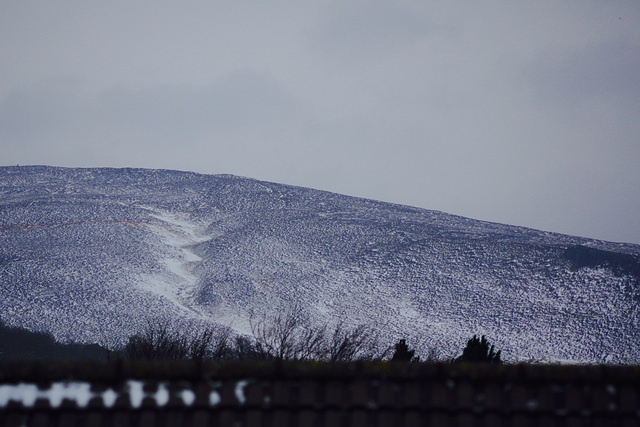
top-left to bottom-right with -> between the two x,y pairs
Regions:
456,335 -> 502,364
3,317 -> 510,364
391,339 -> 417,362
125,322 -> 220,361
126,323 -> 270,361
249,307 -> 384,361
122,321 -> 511,364
125,310 -> 386,362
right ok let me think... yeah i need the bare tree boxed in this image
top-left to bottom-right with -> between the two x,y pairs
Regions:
208,328 -> 233,360
249,305 -> 306,359
127,309 -> 390,362
249,307 -> 385,361
294,323 -> 329,360
327,323 -> 383,362
126,321 -> 223,361
126,323 -> 185,360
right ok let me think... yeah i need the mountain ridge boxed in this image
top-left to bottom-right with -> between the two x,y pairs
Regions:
1,165 -> 639,363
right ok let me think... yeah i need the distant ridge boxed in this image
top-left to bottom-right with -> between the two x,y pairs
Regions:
1,166 -> 639,363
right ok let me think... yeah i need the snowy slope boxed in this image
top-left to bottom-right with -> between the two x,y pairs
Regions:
1,166 -> 639,362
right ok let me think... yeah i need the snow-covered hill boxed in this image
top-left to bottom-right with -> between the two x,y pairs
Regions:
1,166 -> 639,362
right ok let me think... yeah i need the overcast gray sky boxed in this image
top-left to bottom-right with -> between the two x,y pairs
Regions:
1,1 -> 639,244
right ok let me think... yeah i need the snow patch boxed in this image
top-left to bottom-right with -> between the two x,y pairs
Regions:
180,389 -> 196,406
235,380 -> 249,404
399,306 -> 420,320
136,208 -> 213,320
209,390 -> 221,406
0,382 -> 113,409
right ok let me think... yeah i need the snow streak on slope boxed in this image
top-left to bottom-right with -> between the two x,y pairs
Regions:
136,207 -> 211,319
1,166 -> 640,362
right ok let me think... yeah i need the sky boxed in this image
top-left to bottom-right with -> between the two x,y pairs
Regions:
1,1 -> 639,244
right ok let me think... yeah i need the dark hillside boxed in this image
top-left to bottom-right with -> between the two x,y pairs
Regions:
564,244 -> 640,278
0,320 -> 107,361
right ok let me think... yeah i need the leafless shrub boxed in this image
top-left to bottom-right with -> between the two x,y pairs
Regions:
125,321 -> 223,361
249,305 -> 304,360
208,328 -> 232,360
249,306 -> 384,361
126,309 -> 391,362
327,323 -> 384,361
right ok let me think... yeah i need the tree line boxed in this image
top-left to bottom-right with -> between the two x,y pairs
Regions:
125,309 -> 502,364
0,311 -> 503,363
